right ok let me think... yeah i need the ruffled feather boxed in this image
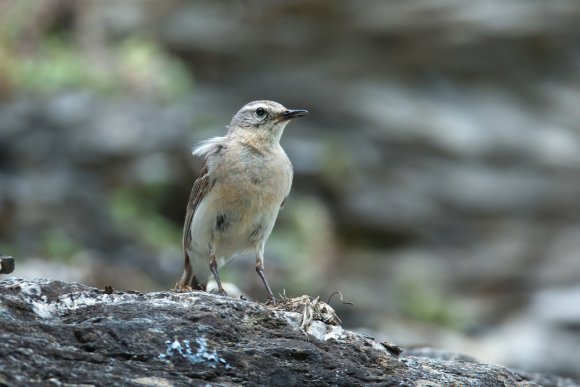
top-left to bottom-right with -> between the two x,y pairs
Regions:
192,136 -> 227,158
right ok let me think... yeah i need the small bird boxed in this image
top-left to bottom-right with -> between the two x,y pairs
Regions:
179,100 -> 308,303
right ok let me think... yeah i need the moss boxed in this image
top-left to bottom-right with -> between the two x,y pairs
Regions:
397,282 -> 468,331
1,26 -> 192,99
42,228 -> 83,263
321,137 -> 354,188
6,37 -> 111,94
108,186 -> 181,250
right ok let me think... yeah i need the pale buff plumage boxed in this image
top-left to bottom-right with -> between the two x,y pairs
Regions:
179,100 -> 308,302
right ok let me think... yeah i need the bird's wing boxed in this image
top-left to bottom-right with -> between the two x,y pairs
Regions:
183,136 -> 227,251
180,161 -> 212,289
179,137 -> 227,289
182,162 -> 210,252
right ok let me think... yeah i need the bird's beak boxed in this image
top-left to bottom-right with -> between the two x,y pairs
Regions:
279,109 -> 309,121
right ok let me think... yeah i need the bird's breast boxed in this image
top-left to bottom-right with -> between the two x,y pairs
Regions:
206,148 -> 292,243
213,160 -> 291,212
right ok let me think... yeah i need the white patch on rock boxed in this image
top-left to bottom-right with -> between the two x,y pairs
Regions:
133,376 -> 174,387
324,325 -> 348,342
0,278 -> 201,319
278,307 -> 391,356
159,337 -> 231,369
19,282 -> 42,297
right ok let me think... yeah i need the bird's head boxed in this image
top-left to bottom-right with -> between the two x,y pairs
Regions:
228,100 -> 308,143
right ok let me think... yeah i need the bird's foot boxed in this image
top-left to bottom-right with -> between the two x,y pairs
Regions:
173,283 -> 192,292
218,289 -> 228,297
266,295 -> 277,306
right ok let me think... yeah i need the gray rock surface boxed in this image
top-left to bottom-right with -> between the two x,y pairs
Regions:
0,256 -> 14,274
0,278 -> 576,387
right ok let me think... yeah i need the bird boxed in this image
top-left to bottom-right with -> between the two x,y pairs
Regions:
178,100 -> 308,303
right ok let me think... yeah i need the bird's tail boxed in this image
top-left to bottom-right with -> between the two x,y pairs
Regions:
178,253 -> 206,291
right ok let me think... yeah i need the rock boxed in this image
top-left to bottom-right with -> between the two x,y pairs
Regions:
0,255 -> 15,274
0,278 -> 576,386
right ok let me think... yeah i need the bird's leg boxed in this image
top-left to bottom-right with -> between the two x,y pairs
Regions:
209,255 -> 227,297
256,254 -> 276,305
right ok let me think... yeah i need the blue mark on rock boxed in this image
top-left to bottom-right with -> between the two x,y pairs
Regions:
159,337 -> 231,369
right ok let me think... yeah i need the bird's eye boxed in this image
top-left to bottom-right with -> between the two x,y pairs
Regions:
255,107 -> 266,117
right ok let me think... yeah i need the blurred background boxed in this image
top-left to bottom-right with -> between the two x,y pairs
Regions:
1,0 -> 580,379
